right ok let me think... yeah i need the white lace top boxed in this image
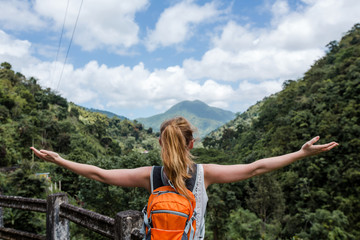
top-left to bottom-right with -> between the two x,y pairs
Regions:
192,164 -> 208,239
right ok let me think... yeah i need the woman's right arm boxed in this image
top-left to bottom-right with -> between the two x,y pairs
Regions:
30,147 -> 151,191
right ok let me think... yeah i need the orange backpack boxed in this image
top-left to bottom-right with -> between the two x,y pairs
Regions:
142,165 -> 197,240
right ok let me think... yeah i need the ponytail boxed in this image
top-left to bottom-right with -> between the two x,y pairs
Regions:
160,117 -> 195,199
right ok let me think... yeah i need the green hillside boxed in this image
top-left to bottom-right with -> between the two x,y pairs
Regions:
194,24 -> 360,239
0,63 -> 159,167
0,63 -> 161,238
137,100 -> 235,138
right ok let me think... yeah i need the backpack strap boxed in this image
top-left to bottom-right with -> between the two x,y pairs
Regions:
150,164 -> 198,193
150,166 -> 163,193
185,164 -> 197,192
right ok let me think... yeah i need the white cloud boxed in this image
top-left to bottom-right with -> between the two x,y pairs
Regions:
0,0 -> 149,52
0,30 -> 39,69
237,80 -> 283,100
19,56 -> 284,117
183,0 -> 360,82
0,30 -> 30,57
146,0 -> 220,51
34,0 -> 149,51
229,79 -> 283,113
184,45 -> 323,81
0,0 -> 47,31
271,0 -> 290,24
21,60 -> 236,114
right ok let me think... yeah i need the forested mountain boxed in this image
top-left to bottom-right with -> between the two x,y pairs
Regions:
137,100 -> 235,138
0,63 -> 161,238
0,63 -> 158,167
193,24 -> 360,239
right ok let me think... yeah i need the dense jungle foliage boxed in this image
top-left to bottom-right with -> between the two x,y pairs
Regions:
0,23 -> 359,239
196,23 -> 360,239
0,64 -> 161,238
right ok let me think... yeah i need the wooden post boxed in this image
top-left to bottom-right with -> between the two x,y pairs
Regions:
0,191 -> 3,227
114,210 -> 143,240
0,206 -> 3,227
0,210 -> 3,228
46,193 -> 69,240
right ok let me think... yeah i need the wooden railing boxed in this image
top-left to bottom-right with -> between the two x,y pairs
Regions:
0,193 -> 143,240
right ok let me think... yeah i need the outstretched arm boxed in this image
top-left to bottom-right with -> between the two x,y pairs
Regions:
204,136 -> 338,188
30,147 -> 151,191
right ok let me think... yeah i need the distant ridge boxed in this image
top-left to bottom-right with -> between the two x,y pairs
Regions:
136,100 -> 235,138
86,108 -> 127,120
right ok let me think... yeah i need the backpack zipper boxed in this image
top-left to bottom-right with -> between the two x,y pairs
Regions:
151,209 -> 189,218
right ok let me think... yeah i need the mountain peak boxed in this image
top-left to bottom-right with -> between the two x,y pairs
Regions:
167,100 -> 234,122
137,100 -> 235,138
169,100 -> 206,110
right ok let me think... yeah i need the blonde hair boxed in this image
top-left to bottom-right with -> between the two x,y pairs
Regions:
160,117 -> 195,198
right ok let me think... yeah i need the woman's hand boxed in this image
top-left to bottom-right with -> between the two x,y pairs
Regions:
300,136 -> 339,157
30,147 -> 62,163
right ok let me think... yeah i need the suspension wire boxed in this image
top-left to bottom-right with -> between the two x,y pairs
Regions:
49,0 -> 70,89
56,0 -> 84,91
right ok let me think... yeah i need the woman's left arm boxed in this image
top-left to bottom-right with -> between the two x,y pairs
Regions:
204,136 -> 338,188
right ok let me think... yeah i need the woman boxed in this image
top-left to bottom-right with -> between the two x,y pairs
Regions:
31,116 -> 338,239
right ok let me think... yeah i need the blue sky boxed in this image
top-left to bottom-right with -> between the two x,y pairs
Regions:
1,0 -> 359,119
